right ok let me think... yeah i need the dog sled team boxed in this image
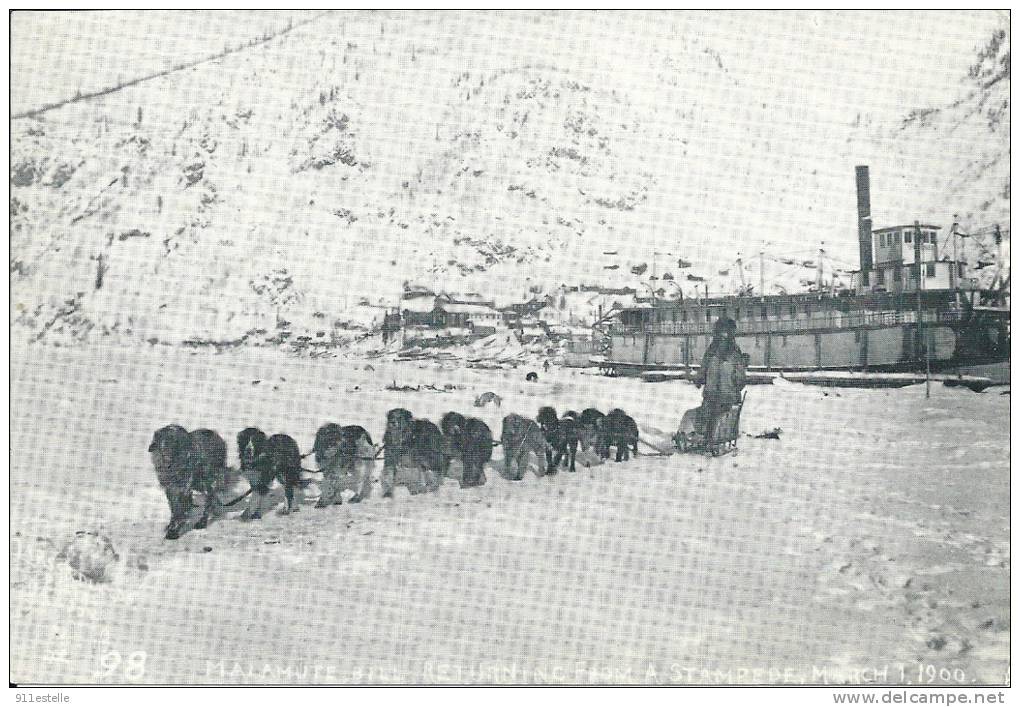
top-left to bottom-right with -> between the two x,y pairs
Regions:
148,405 -> 641,540
148,316 -> 748,540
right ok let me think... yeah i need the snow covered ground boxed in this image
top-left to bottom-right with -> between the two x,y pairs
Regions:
9,339 -> 1009,685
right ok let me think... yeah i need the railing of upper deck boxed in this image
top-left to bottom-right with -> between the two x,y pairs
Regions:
609,308 -> 968,336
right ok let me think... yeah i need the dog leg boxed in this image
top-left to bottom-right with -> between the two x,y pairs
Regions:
164,489 -> 189,539
195,488 -> 216,530
423,463 -> 441,493
460,460 -> 480,488
546,448 -> 559,476
407,464 -> 425,496
282,483 -> 298,515
531,448 -> 545,478
316,470 -> 335,508
381,465 -> 395,499
249,492 -> 265,520
164,519 -> 184,540
332,470 -> 347,505
350,464 -> 368,503
509,450 -> 522,481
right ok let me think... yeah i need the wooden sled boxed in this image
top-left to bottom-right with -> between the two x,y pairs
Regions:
673,392 -> 746,457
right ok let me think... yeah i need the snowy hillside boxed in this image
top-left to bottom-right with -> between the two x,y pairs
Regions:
10,12 -> 1009,345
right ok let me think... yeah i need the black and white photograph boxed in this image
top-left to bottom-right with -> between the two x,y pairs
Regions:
8,9 -> 1011,691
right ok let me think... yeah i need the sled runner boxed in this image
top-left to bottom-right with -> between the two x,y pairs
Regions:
673,392 -> 746,457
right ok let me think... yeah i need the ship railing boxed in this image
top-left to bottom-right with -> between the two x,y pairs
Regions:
608,308 -> 966,336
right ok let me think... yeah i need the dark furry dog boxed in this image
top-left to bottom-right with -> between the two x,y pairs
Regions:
579,408 -> 607,457
537,406 -> 581,473
311,422 -> 344,470
499,413 -> 553,481
241,432 -> 303,519
604,408 -> 640,462
459,418 -> 493,488
554,411 -> 581,472
538,408 -> 580,473
441,414 -> 493,488
316,424 -> 374,506
440,411 -> 468,476
382,408 -> 444,496
149,425 -> 228,539
237,427 -> 268,474
536,406 -> 560,474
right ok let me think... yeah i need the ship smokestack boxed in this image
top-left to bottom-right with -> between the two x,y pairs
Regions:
855,165 -> 873,287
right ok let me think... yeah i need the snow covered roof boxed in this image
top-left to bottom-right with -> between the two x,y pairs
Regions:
446,292 -> 493,304
438,303 -> 499,314
401,297 -> 436,313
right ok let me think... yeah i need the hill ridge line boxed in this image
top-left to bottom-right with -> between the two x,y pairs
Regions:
11,10 -> 332,121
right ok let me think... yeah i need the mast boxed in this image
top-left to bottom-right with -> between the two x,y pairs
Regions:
950,218 -> 959,291
994,224 -> 1003,299
759,250 -> 765,297
816,244 -> 824,291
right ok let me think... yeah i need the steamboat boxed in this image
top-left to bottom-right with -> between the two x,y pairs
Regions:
601,167 -> 1010,377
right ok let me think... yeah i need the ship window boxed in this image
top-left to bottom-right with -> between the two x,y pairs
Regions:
926,263 -> 936,278
904,231 -> 912,244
